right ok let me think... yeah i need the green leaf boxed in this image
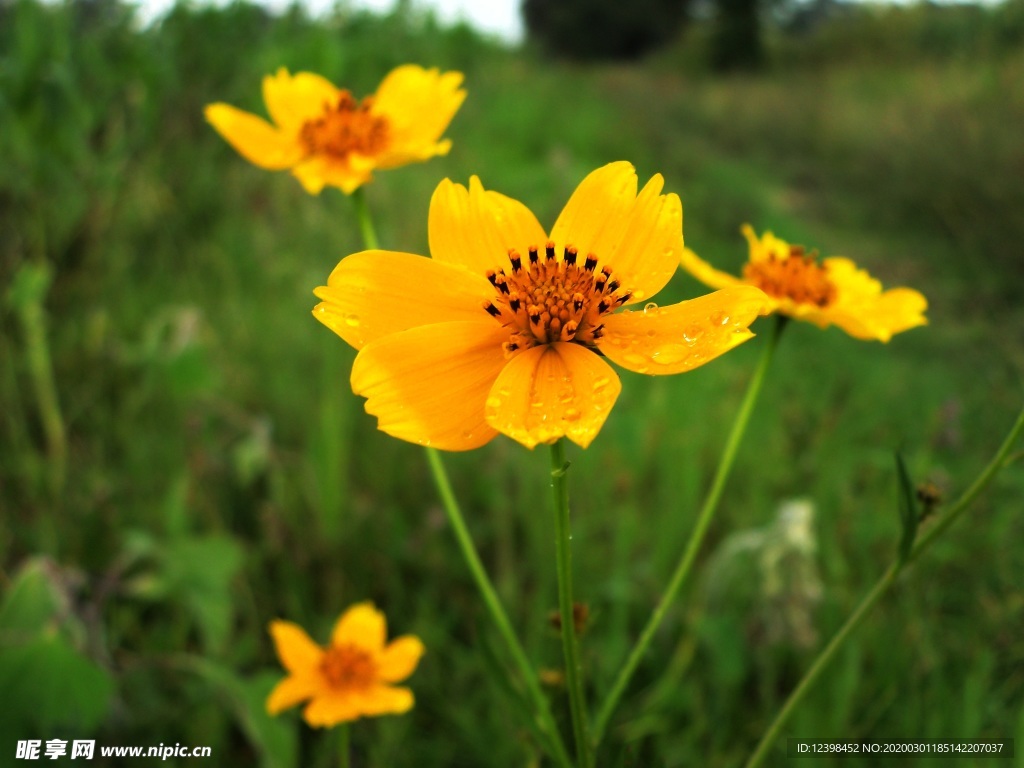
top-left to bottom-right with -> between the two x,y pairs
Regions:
180,657 -> 297,768
160,535 -> 244,653
895,451 -> 919,564
0,558 -> 63,640
0,634 -> 113,733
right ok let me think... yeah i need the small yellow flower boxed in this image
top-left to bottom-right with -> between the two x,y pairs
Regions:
266,603 -> 424,727
205,65 -> 466,195
313,162 -> 770,451
680,225 -> 928,342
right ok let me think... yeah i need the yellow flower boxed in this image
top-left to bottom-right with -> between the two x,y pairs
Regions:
205,65 -> 466,194
680,225 -> 928,342
266,603 -> 424,727
313,162 -> 770,451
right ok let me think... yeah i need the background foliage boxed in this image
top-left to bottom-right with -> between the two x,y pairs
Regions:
1,0 -> 1022,765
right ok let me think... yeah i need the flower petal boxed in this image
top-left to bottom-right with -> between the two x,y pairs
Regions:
303,692 -> 363,727
204,103 -> 305,169
817,258 -> 928,342
679,246 -> 744,291
743,223 -> 792,263
350,321 -> 508,450
269,620 -> 323,674
549,162 -> 683,305
372,65 -> 466,168
313,251 -> 494,350
378,636 -> 425,683
484,342 -> 621,450
428,176 -> 548,275
262,68 -> 339,134
357,685 -> 415,716
291,155 -> 370,195
332,602 -> 386,653
266,674 -> 319,715
599,286 -> 770,375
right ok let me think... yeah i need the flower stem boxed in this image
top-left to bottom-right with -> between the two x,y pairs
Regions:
593,315 -> 787,746
549,439 -> 593,768
745,402 -> 1024,768
351,187 -> 380,250
426,448 -> 574,768
338,723 -> 350,768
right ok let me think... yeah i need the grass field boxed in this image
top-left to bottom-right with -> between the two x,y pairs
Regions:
2,1 -> 1023,765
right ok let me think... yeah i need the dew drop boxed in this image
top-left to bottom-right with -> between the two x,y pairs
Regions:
646,328 -> 657,337
624,352 -> 648,366
643,302 -> 659,315
593,377 -> 610,392
710,310 -> 730,326
632,289 -> 647,301
316,306 -> 325,314
344,314 -> 361,327
485,395 -> 502,409
564,407 -> 581,422
651,343 -> 690,365
683,324 -> 704,345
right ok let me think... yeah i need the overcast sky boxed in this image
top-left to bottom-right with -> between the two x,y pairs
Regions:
135,0 -> 524,41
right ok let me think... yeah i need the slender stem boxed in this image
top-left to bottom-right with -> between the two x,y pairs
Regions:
338,723 -> 350,768
593,315 -> 786,745
550,440 -> 593,768
745,402 -> 1024,768
426,448 -> 574,768
351,188 -> 380,250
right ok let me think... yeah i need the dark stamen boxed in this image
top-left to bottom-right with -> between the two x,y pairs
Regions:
584,254 -> 598,272
528,246 -> 539,264
486,270 -> 497,286
484,302 -> 501,317
564,246 -> 577,265
545,242 -> 556,261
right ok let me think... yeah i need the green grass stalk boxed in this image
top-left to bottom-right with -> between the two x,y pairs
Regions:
593,315 -> 787,746
745,402 -> 1024,768
550,439 -> 593,768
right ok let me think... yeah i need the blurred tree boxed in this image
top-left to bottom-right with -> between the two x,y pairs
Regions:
710,0 -> 764,70
522,0 -> 689,61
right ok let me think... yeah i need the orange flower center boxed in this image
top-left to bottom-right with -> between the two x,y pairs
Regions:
742,246 -> 837,307
482,242 -> 632,355
299,92 -> 389,160
319,644 -> 377,690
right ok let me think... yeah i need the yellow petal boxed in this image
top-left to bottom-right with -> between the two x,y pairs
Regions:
378,636 -> 425,683
549,162 -> 683,305
428,176 -> 548,275
372,65 -> 466,169
291,155 -> 371,195
350,321 -> 508,450
331,602 -> 386,653
484,343 -> 621,450
743,223 -> 791,263
262,68 -> 339,134
313,251 -> 494,350
266,674 -> 319,715
204,103 -> 305,169
679,246 -> 744,291
599,286 -> 770,375
358,685 -> 415,716
269,620 -> 323,674
817,258 -> 928,341
303,692 -> 363,727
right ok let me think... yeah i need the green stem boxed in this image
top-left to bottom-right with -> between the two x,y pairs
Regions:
745,402 -> 1024,768
550,440 -> 593,768
593,315 -> 786,746
351,187 -> 380,250
338,723 -> 350,768
426,448 -> 574,768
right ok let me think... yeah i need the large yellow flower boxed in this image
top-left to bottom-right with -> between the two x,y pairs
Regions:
681,225 -> 928,342
266,603 -> 424,728
205,65 -> 465,194
313,162 -> 769,451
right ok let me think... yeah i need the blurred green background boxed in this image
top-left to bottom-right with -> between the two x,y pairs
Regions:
1,0 -> 1023,764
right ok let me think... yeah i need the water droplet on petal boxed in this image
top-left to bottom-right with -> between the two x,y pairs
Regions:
651,343 -> 690,365
564,407 -> 581,422
710,310 -> 730,326
683,324 -> 704,344
593,377 -> 610,392
486,395 -> 502,409
643,302 -> 659,315
624,352 -> 648,367
632,289 -> 647,301
343,314 -> 360,327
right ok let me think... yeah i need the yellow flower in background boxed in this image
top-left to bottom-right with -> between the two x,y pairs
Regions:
313,162 -> 770,451
205,65 -> 465,194
266,603 -> 424,727
680,225 -> 928,342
